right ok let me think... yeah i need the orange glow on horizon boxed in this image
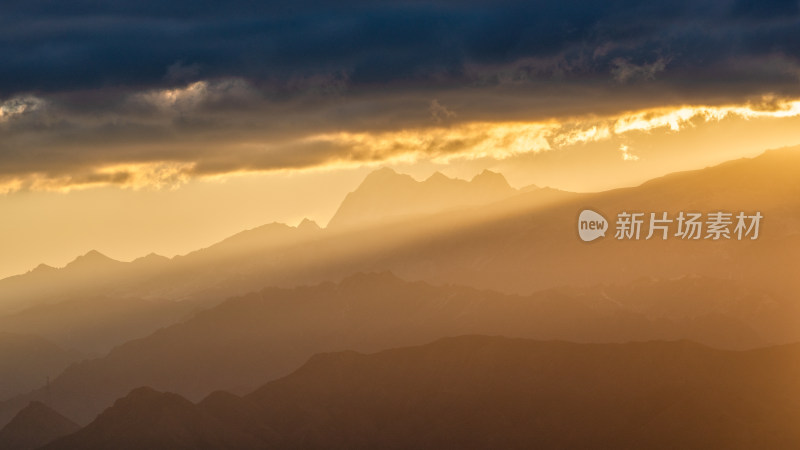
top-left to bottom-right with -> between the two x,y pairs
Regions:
2,94 -> 800,194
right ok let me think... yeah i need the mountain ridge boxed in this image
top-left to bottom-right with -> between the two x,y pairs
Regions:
44,336 -> 800,449
0,271 -> 785,427
326,167 -> 518,229
4,147 -> 799,292
0,401 -> 79,450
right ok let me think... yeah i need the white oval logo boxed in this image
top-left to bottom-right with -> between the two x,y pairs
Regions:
578,209 -> 608,242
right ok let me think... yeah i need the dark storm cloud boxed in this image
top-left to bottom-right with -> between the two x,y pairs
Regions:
2,0 -> 799,95
1,0 -> 800,188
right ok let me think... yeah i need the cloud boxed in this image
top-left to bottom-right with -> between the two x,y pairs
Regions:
553,126 -> 612,147
134,81 -> 210,111
305,121 -> 555,165
611,57 -> 669,83
165,60 -> 201,82
0,161 -> 195,193
1,0 -> 799,96
731,0 -> 799,18
131,78 -> 257,112
612,97 -> 800,134
0,96 -> 46,122
619,144 -> 639,161
2,81 -> 800,193
2,1 -> 800,191
429,99 -> 457,123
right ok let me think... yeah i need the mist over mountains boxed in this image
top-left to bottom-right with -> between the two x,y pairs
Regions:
0,147 -> 798,446
1,271 -> 787,426
0,334 -> 79,402
5,0 -> 800,445
0,167 -> 559,314
3,147 -> 799,311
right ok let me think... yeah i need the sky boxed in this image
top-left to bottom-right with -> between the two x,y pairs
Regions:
2,0 -> 800,277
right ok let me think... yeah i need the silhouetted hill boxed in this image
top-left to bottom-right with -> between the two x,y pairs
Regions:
0,273 -> 774,426
327,168 -> 517,229
129,253 -> 170,269
0,401 -> 78,450
47,336 -> 800,449
198,391 -> 280,445
0,333 -> 80,402
62,251 -> 120,272
44,387 -> 261,450
248,336 -> 800,449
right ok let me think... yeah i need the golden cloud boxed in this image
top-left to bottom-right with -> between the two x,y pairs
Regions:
0,161 -> 195,194
3,92 -> 800,193
303,95 -> 800,164
306,121 -> 556,164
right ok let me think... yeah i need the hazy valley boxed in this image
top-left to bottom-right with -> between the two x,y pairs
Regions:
0,148 -> 798,448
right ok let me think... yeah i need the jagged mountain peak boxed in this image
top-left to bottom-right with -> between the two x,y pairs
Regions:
30,263 -> 57,275
297,218 -> 321,231
360,167 -> 413,185
63,250 -> 119,270
471,169 -> 511,189
424,171 -> 452,183
328,167 -> 517,229
132,253 -> 170,264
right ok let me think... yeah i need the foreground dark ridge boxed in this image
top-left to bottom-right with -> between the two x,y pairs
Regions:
0,401 -> 78,450
0,271 -> 791,427
46,335 -> 800,450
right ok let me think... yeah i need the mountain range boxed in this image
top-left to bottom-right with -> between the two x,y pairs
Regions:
0,167 -> 568,314
0,333 -> 79,402
43,335 -> 800,449
3,147 -> 798,310
327,168 -> 518,229
0,271 -> 788,427
0,147 -> 799,436
0,402 -> 79,450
